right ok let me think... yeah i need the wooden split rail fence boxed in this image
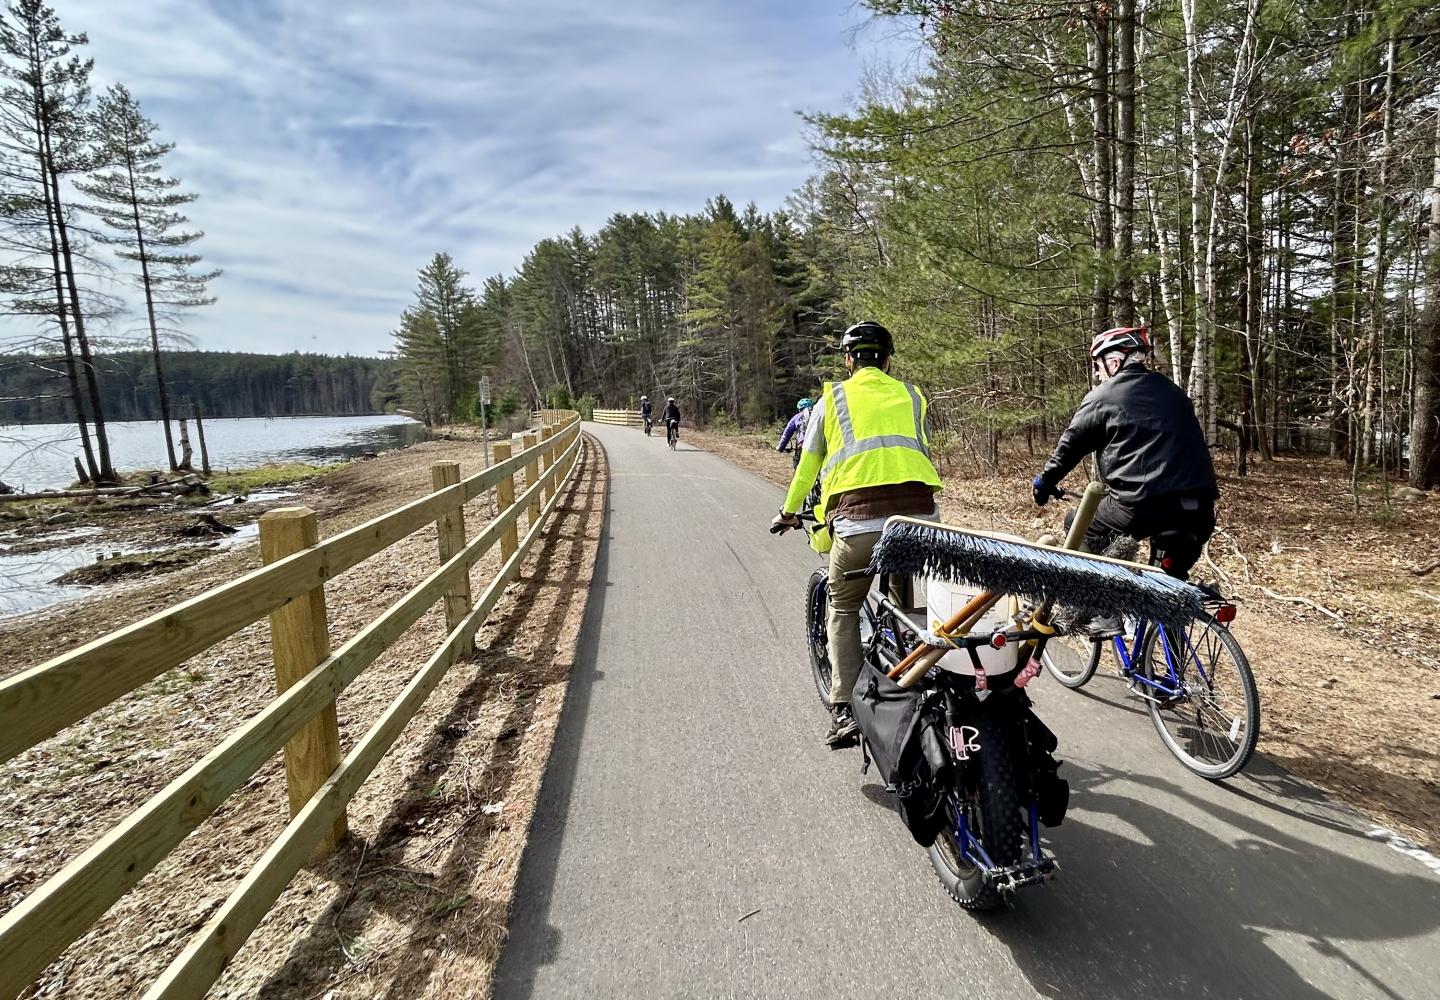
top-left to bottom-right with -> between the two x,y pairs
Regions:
0,411 -> 586,999
590,408 -> 642,428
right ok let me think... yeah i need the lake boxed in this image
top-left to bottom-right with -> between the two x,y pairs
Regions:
0,414 -> 427,491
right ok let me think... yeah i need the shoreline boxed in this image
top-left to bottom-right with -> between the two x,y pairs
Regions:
0,458 -> 355,622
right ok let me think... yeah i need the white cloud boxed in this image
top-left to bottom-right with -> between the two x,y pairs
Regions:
12,0 -> 913,357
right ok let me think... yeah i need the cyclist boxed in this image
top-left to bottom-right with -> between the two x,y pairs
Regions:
776,397 -> 813,469
662,396 -> 681,446
1031,326 -> 1218,631
640,395 -> 652,434
770,322 -> 942,747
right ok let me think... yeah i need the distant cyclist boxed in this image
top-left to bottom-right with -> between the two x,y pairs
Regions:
640,395 -> 653,435
663,396 -> 681,448
777,398 -> 813,469
1032,326 -> 1218,633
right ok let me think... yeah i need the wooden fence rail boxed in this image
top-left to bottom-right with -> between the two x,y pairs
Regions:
591,408 -> 642,427
0,412 -> 586,1000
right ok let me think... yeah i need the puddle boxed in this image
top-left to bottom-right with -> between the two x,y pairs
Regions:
0,524 -> 259,619
218,522 -> 261,546
0,543 -> 135,617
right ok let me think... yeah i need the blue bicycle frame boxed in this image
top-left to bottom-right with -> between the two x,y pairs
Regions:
1107,617 -> 1213,698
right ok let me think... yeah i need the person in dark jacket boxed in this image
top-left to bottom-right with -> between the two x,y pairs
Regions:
1032,326 -> 1218,587
662,396 -> 681,444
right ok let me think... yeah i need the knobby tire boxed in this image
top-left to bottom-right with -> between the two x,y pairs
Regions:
928,711 -> 1023,912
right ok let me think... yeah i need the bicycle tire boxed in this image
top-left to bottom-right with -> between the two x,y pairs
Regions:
928,711 -> 1023,912
1139,614 -> 1261,780
1040,629 -> 1103,689
805,569 -> 833,706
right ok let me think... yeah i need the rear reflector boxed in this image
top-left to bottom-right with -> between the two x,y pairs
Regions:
1215,604 -> 1237,624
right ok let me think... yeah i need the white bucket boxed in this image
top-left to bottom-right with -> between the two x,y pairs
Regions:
924,577 -> 1020,676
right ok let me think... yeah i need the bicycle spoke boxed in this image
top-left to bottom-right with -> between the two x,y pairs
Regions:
1144,616 -> 1259,779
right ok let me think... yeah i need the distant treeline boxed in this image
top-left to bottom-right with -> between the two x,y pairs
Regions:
0,351 -> 401,424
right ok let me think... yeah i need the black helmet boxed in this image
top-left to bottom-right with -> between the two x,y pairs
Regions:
841,320 -> 893,359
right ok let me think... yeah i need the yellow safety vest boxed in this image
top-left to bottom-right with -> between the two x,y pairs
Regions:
813,367 -> 941,534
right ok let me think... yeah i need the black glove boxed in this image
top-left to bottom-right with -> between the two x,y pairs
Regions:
770,510 -> 802,534
1032,475 -> 1052,507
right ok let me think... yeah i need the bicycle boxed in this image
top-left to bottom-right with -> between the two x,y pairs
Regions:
642,414 -> 653,436
789,510 -> 1068,912
1038,487 -> 1260,780
666,419 -> 679,450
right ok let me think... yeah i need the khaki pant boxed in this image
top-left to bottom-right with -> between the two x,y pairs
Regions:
826,530 -> 882,707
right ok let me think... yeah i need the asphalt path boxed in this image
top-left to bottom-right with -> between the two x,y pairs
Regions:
494,422 -> 1440,1000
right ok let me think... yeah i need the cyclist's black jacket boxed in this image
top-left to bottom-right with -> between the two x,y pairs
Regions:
1038,367 -> 1217,503
663,402 -> 680,424
640,401 -> 652,417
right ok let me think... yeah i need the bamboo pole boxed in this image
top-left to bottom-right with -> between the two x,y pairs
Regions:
259,507 -> 346,857
430,461 -> 474,658
492,440 -> 518,561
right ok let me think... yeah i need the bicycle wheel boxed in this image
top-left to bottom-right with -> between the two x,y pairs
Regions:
928,711 -> 1023,912
805,569 -> 833,706
1040,629 -> 1102,689
1138,614 -> 1260,779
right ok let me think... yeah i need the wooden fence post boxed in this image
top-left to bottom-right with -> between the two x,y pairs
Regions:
540,426 -> 555,503
259,507 -> 346,857
493,440 -> 519,561
430,461 -> 474,658
522,431 -> 540,525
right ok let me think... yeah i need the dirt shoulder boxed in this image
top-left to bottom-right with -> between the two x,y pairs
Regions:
0,432 -> 607,999
689,428 -> 1440,848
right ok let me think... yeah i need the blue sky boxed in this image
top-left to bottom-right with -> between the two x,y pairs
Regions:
56,0 -> 920,356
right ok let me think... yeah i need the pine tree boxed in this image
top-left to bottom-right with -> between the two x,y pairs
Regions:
0,0 -> 116,481
391,253 -> 493,425
78,83 -> 219,471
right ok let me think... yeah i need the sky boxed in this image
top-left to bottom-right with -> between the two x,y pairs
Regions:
53,0 -> 920,357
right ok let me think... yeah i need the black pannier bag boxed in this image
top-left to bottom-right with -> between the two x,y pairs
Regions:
851,658 -> 950,846
850,658 -> 922,784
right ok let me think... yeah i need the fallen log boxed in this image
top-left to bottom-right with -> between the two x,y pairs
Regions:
0,480 -> 197,503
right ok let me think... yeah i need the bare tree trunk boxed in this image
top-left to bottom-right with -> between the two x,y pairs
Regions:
1242,114 -> 1270,462
40,110 -> 117,482
1088,5 -> 1114,334
1181,0 -> 1208,421
1410,109 -> 1440,489
31,92 -> 99,483
1188,0 -> 1262,442
1360,34 -> 1396,470
1114,0 -> 1136,327
125,149 -> 179,471
177,417 -> 194,471
193,400 -> 211,476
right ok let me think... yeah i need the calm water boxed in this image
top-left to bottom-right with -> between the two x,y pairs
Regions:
0,414 -> 426,491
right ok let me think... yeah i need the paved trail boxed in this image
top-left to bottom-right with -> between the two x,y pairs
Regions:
495,423 -> 1440,1000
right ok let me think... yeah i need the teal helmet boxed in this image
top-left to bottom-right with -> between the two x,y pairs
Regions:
796,397 -> 813,410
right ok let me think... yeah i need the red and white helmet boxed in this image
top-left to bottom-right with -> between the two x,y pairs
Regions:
1090,326 -> 1150,360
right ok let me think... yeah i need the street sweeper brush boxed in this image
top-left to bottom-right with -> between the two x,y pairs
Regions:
869,517 -> 1206,629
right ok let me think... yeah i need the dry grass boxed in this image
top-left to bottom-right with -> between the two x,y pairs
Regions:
0,433 -> 607,999
690,427 -> 1440,848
